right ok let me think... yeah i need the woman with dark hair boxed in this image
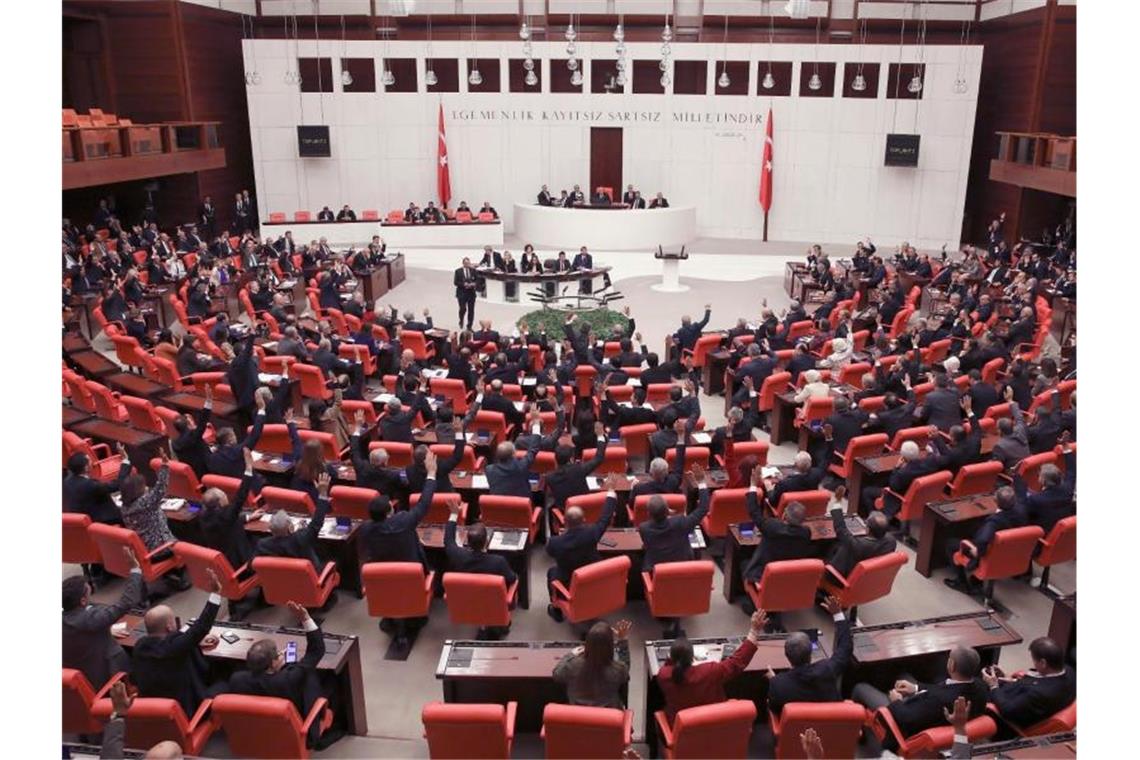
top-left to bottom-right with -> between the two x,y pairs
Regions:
289,419 -> 339,506
553,620 -> 632,707
655,610 -> 767,720
120,447 -> 173,551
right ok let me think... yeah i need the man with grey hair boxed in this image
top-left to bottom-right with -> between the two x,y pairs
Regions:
630,437 -> 687,501
276,325 -> 311,362
379,396 -> 418,443
944,486 -> 1025,594
1014,446 -> 1075,536
672,303 -> 711,359
348,411 -> 407,501
767,596 -> 853,717
545,474 -> 621,621
486,431 -> 541,499
852,644 -> 987,753
860,439 -> 941,519
254,472 -> 333,576
768,450 -> 825,510
991,401 -> 1030,472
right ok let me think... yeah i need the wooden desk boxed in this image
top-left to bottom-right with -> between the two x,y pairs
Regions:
67,350 -> 121,379
63,331 -> 92,354
356,267 -> 389,303
769,392 -> 800,446
702,348 -> 731,396
435,639 -> 628,732
915,493 -> 998,577
115,613 -> 367,735
70,419 -> 166,482
970,733 -> 1076,758
846,611 -> 1021,692
417,524 -> 533,609
157,391 -> 242,428
643,633 -> 829,753
384,253 -> 406,290
721,515 -> 867,604
597,527 -> 707,600
1048,594 -> 1076,667
62,405 -> 93,429
846,452 -> 901,516
104,372 -> 170,400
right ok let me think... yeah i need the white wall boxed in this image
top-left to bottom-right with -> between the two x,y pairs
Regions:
244,38 -> 982,249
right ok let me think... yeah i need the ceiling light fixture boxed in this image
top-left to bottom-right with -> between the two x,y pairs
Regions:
425,14 -> 436,86
718,16 -> 731,88
762,1 -> 775,91
468,13 -> 481,86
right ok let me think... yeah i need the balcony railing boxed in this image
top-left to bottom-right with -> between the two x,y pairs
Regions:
989,131 -> 1076,197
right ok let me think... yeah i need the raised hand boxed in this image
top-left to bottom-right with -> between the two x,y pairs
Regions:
690,463 -> 707,486
109,680 -> 134,717
316,471 -> 332,497
820,595 -> 843,616
206,568 -> 222,594
943,695 -> 970,732
286,600 -> 312,625
122,546 -> 139,569
612,619 -> 633,641
800,728 -> 824,760
425,450 -> 439,477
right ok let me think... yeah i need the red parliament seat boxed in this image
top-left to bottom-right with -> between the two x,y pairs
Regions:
251,556 -> 340,608
581,446 -> 630,475
953,525 -> 1044,608
430,377 -> 473,413
947,460 -> 1004,498
412,491 -> 468,524
665,446 -> 710,470
889,425 -> 936,452
63,513 -> 102,566
369,440 -> 414,468
819,551 -> 908,624
655,700 -> 757,759
88,523 -> 182,582
628,493 -> 687,526
552,492 -> 613,534
771,490 -> 832,519
211,694 -> 329,760
329,485 -> 377,520
757,371 -> 792,414
121,395 -> 167,435
401,330 -> 436,361
701,488 -> 750,539
64,669 -> 126,735
268,212 -> 287,223
260,486 -> 316,515
362,562 -> 435,623
91,696 -> 217,755
201,474 -> 256,508
876,470 -> 953,527
872,706 -> 996,759
829,433 -> 888,480
422,701 -> 518,759
619,423 -> 658,461
172,542 -> 259,600
443,572 -> 519,632
479,495 -> 541,542
1000,700 -> 1076,737
542,704 -> 632,760
1033,515 -> 1076,593
63,430 -> 125,482
642,560 -> 715,635
746,558 -> 825,615
550,555 -> 631,624
770,701 -> 866,760
150,458 -> 201,501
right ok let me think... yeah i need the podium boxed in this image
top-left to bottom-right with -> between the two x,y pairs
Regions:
651,247 -> 689,293
358,267 -> 389,303
385,253 -> 406,289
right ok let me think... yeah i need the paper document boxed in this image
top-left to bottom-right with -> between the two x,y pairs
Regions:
489,531 -> 526,551
690,432 -> 712,445
761,466 -> 781,479
471,475 -> 489,489
586,476 -> 601,490
160,498 -> 187,512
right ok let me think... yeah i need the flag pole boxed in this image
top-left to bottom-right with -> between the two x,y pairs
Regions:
763,212 -> 769,243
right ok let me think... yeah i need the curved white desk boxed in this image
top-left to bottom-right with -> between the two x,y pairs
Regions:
259,219 -> 503,248
512,203 -> 696,251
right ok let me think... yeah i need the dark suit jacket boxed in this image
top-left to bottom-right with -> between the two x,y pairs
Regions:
255,496 -> 331,571
62,572 -> 145,689
826,409 -> 871,460
768,618 -> 854,716
349,434 -> 408,503
379,407 -> 418,443
199,473 -> 257,569
546,495 -> 617,585
769,467 -> 824,511
886,679 -> 988,749
486,438 -> 539,498
989,669 -> 1075,729
1014,451 -> 1075,535
173,406 -> 212,478
131,598 -> 221,715
674,310 -> 711,352
826,508 -> 897,577
223,625 -> 326,745
444,519 -> 517,586
967,382 -> 1001,418
454,267 -> 481,298
920,388 -> 962,431
743,491 -> 814,581
638,487 -> 709,573
63,463 -> 131,524
629,445 -> 686,500
357,479 -> 437,567
545,439 -> 607,509
880,457 -> 943,514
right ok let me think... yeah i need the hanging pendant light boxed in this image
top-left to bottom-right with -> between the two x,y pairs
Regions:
525,69 -> 538,86
659,59 -> 668,72
907,74 -> 923,93
382,67 -> 396,87
523,58 -> 535,71
662,17 -> 673,42
565,21 -> 576,41
566,40 -> 577,56
852,73 -> 866,91
613,22 -> 624,42
615,41 -> 626,56
425,67 -> 438,86
762,70 -> 776,89
660,73 -> 671,87
341,68 -> 354,86
468,67 -> 483,86
570,70 -> 583,86
467,13 -> 481,86
852,18 -> 868,93
519,21 -> 530,40
807,18 -> 822,92
660,42 -> 672,57
717,17 -> 731,89
567,57 -> 578,71
808,72 -> 822,90
615,57 -> 625,72
718,70 -> 731,88
616,71 -> 626,86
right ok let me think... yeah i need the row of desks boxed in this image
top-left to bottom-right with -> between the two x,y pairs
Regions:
113,612 -> 368,736
435,609 -> 1021,747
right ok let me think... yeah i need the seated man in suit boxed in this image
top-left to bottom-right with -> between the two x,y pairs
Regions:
348,414 -> 408,502
537,184 -> 555,206
592,189 -> 611,206
639,465 -> 711,577
991,401 -> 1031,472
917,372 -> 962,432
255,473 -> 333,575
629,190 -> 647,209
444,500 -> 518,639
545,425 -> 609,512
336,204 -> 356,221
317,206 -> 335,221
63,445 -> 132,525
853,645 -> 988,753
861,440 -> 941,520
649,192 -> 669,209
486,437 -> 540,499
357,452 -> 437,573
1015,452 -> 1075,536
477,245 -> 505,271
767,596 -> 854,717
743,469 -> 814,625
378,397 -> 418,443
630,444 -> 686,501
943,486 -> 1025,594
221,601 -> 329,748
984,637 -> 1075,737
478,201 -> 499,219
131,571 -> 223,716
768,451 -> 825,511
825,487 -> 896,578
62,548 -> 145,690
545,474 -> 620,621
569,185 -> 586,205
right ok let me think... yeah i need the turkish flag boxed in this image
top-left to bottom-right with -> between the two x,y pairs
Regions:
759,108 -> 773,212
437,103 -> 451,208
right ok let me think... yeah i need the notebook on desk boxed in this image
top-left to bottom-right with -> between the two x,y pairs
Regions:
489,530 -> 526,551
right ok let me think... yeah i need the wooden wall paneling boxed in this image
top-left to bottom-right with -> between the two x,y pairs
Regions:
99,1 -> 185,123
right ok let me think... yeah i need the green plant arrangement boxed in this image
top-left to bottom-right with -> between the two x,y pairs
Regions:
516,307 -> 630,338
